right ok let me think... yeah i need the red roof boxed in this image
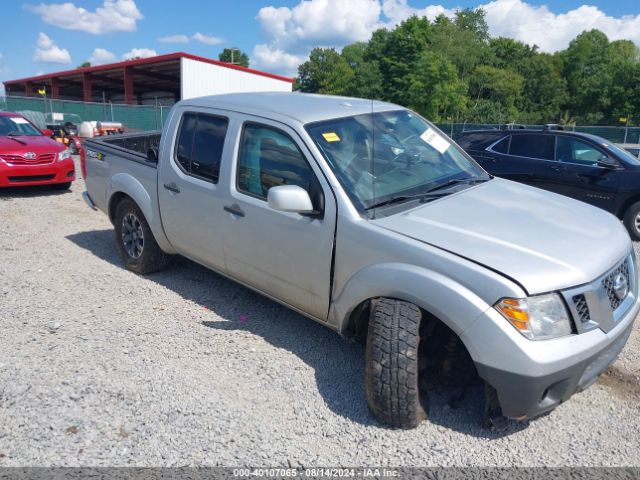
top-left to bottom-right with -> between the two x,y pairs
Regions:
3,52 -> 295,85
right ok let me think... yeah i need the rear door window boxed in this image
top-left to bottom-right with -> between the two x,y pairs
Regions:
174,112 -> 229,183
509,134 -> 555,161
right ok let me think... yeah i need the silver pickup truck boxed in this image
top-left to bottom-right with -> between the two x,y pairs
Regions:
82,92 -> 638,429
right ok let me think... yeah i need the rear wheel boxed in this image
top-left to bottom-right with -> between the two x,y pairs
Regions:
623,201 -> 640,241
365,298 -> 427,428
114,198 -> 169,274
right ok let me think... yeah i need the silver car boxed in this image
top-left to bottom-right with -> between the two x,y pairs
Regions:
82,93 -> 639,429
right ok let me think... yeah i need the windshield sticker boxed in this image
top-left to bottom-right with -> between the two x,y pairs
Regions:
420,128 -> 450,154
10,117 -> 30,124
322,132 -> 341,142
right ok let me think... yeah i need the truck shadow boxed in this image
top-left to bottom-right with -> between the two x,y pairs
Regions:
66,227 -> 530,438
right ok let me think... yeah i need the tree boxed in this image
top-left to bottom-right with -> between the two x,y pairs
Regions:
218,48 -> 249,67
297,48 -> 352,95
561,30 -> 612,123
78,61 -> 91,68
340,42 -> 383,99
430,13 -> 494,81
468,65 -> 524,122
407,51 -> 467,121
376,15 -> 432,106
489,38 -> 566,123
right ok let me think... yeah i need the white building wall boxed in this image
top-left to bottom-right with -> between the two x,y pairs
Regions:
181,58 -> 292,99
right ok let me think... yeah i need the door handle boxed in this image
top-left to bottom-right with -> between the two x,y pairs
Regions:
224,204 -> 245,217
163,182 -> 180,194
550,165 -> 563,172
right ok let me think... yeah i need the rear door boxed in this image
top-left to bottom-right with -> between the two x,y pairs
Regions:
219,116 -> 337,320
553,135 -> 621,210
157,108 -> 230,271
502,133 -> 561,191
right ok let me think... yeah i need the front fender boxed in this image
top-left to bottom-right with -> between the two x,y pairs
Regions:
108,173 -> 174,253
331,262 -> 491,336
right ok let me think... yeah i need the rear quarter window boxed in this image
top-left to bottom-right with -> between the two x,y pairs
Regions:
509,134 -> 555,160
457,132 -> 501,150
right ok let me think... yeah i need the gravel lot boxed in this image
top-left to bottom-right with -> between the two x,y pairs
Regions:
0,156 -> 639,467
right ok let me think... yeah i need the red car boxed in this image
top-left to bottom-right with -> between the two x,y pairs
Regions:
0,112 -> 75,189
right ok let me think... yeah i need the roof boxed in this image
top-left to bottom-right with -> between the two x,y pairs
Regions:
178,92 -> 402,124
459,128 -> 609,143
0,112 -> 24,117
3,52 -> 295,86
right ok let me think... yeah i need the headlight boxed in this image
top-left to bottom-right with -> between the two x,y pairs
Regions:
495,293 -> 573,340
57,149 -> 71,162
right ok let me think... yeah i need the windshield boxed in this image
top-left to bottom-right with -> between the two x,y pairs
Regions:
605,143 -> 640,165
305,109 -> 488,211
0,116 -> 43,136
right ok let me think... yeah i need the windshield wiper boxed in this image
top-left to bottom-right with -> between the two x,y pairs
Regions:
365,176 -> 491,211
423,176 -> 491,193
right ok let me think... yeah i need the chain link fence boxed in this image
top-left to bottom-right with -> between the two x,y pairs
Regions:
0,95 -> 170,132
436,122 -> 640,144
1,96 -> 638,144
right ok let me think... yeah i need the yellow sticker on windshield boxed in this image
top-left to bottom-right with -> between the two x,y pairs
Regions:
322,132 -> 340,142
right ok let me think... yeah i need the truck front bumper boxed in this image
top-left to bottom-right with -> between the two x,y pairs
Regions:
462,272 -> 639,420
474,320 -> 634,419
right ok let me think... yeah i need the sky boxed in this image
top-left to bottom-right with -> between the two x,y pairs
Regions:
0,0 -> 639,94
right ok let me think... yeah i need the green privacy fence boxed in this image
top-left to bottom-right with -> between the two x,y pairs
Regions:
436,123 -> 640,144
1,96 -> 637,143
0,95 -> 171,131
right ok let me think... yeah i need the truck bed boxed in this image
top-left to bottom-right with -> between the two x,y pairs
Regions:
83,131 -> 162,219
85,131 -> 162,166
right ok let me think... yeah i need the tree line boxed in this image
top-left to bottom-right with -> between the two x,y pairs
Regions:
296,10 -> 640,126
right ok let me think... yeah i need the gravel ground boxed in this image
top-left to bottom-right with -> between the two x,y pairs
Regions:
0,156 -> 639,467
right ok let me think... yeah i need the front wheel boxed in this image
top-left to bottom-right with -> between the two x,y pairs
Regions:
365,298 -> 427,428
623,201 -> 640,241
114,198 -> 169,274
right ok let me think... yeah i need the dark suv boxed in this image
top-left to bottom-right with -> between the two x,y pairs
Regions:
457,128 -> 640,239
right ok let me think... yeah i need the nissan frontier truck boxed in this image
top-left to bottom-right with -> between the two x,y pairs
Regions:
81,93 -> 638,429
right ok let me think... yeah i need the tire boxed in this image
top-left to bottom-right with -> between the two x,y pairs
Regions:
113,197 -> 169,274
623,201 -> 640,241
365,298 -> 427,428
52,182 -> 72,190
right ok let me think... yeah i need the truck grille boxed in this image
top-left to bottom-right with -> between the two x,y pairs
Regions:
602,260 -> 630,311
572,294 -> 590,323
1,153 -> 56,165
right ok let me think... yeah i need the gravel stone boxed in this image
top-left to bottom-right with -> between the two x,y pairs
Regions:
0,156 -> 639,467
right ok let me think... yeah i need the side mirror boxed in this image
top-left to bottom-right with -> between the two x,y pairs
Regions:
42,128 -> 54,137
267,185 -> 316,214
146,148 -> 158,163
597,155 -> 618,169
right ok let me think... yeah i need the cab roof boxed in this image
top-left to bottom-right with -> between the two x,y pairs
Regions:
176,92 -> 402,125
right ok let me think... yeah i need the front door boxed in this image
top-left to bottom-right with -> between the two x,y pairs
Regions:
157,109 -> 230,271
553,135 -> 621,211
220,117 -> 337,320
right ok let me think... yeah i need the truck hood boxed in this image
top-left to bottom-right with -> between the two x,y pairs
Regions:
372,178 -> 631,294
0,135 -> 64,154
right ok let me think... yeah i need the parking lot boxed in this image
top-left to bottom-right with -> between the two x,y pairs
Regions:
0,156 -> 639,467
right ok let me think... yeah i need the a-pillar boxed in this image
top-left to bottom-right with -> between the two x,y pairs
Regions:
50,78 -> 60,100
83,73 -> 93,102
124,66 -> 134,105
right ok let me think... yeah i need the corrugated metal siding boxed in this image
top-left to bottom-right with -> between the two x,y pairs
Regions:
181,58 -> 292,99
